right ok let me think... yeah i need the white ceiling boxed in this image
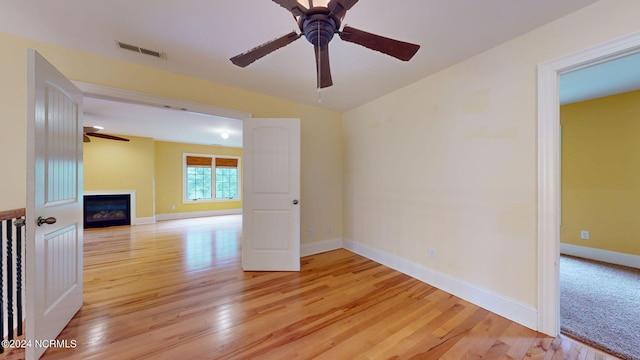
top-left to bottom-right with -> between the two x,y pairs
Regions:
1,0 -> 603,112
83,97 -> 244,147
560,51 -> 640,105
4,0 -> 639,145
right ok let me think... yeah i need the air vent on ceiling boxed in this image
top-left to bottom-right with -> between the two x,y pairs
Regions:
115,41 -> 167,59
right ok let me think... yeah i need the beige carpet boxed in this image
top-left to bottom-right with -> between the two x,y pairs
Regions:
560,255 -> 640,360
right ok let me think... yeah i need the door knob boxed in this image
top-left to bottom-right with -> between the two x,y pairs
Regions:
37,216 -> 57,226
293,199 -> 299,205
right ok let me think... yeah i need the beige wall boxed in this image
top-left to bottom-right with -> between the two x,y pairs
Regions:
561,90 -> 640,255
342,0 -> 640,307
0,32 -> 343,245
3,0 -> 640,317
0,34 -> 28,211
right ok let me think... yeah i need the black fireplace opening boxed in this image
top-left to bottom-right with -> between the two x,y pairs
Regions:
84,194 -> 131,228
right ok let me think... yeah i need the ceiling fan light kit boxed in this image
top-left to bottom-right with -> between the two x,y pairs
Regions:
296,0 -> 333,9
230,0 -> 420,89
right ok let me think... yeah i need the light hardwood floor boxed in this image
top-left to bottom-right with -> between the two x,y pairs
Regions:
5,216 -> 619,359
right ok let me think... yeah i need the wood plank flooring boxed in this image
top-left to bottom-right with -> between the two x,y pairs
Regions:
4,215 -> 620,359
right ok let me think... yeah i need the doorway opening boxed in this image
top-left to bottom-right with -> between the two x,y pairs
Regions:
557,51 -> 640,358
76,82 -> 250,224
537,29 -> 640,337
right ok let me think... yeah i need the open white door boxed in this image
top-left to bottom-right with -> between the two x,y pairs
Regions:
26,50 -> 83,359
242,118 -> 300,271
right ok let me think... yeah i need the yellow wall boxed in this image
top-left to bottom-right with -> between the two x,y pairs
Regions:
154,141 -> 242,215
342,0 -> 640,307
560,90 -> 640,255
83,136 -> 242,219
0,31 -> 343,245
84,135 -> 155,219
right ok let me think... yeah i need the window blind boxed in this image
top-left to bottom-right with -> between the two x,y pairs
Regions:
215,158 -> 238,168
186,156 -> 212,166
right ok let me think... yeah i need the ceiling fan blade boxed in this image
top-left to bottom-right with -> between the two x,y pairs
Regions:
314,44 -> 333,89
328,0 -> 358,19
86,133 -> 130,142
84,135 -> 91,143
230,32 -> 302,68
339,25 -> 420,61
271,0 -> 307,17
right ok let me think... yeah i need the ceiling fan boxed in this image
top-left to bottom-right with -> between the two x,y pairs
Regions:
83,126 -> 130,143
230,0 -> 420,89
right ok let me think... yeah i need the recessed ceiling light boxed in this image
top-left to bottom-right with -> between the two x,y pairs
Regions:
221,132 -> 230,139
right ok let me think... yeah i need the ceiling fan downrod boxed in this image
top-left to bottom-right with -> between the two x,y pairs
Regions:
316,21 -> 323,100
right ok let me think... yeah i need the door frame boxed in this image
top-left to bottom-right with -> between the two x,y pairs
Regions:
537,29 -> 640,336
73,82 -> 251,121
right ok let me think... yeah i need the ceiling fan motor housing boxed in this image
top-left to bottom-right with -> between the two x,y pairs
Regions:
299,9 -> 340,47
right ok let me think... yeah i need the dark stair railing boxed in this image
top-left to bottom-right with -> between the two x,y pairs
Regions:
1,208 -> 25,353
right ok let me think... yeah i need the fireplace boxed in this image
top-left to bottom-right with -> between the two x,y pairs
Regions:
84,194 -> 131,228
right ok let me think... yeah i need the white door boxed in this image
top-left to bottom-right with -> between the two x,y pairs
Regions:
26,50 -> 84,360
242,118 -> 300,271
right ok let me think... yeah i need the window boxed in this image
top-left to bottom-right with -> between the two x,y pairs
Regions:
183,154 -> 240,202
215,158 -> 239,199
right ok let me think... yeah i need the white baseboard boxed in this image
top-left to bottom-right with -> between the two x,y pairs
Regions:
134,217 -> 156,225
560,243 -> 640,269
301,238 -> 344,257
155,209 -> 242,221
342,239 -> 538,331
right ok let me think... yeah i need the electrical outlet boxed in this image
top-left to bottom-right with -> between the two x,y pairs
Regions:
428,247 -> 437,259
580,230 -> 590,240
171,204 -> 176,210
308,228 -> 314,237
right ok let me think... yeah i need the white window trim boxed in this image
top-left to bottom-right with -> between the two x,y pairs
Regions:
182,153 -> 242,204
